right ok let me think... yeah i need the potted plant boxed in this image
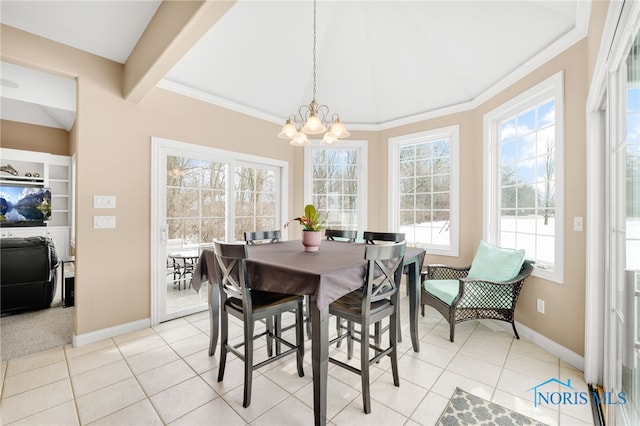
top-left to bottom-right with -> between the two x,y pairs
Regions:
286,204 -> 326,252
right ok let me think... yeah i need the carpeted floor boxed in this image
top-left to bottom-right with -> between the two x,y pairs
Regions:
437,387 -> 549,426
0,296 -> 73,362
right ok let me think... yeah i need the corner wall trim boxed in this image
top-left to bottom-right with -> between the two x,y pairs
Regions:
72,318 -> 151,347
492,320 -> 585,371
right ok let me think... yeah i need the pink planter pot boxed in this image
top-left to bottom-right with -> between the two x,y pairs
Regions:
302,231 -> 322,252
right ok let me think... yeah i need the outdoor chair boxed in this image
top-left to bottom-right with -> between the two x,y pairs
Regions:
244,230 -> 281,245
421,240 -> 534,342
328,241 -> 406,414
325,229 -> 357,242
213,241 -> 305,408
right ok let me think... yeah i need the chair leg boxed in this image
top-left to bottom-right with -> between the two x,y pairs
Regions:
296,301 -> 305,377
449,309 -> 456,342
512,321 -> 520,339
347,321 -> 354,360
390,309 -> 400,387
275,314 -> 282,355
374,322 -> 381,363
336,318 -> 343,348
265,317 -> 274,357
396,302 -> 402,342
361,320 -> 371,414
243,318 -> 254,408
217,308 -> 228,383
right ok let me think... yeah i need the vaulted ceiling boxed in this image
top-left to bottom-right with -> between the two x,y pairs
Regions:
0,0 -> 589,131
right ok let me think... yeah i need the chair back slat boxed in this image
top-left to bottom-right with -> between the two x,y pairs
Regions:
325,229 -> 357,242
363,231 -> 405,244
244,230 -> 281,245
363,242 -> 406,306
213,241 -> 252,309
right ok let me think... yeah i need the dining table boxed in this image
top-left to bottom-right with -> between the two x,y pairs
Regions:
192,239 -> 425,426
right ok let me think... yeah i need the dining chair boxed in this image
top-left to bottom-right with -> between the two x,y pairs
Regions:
328,241 -> 406,414
362,231 -> 405,244
244,229 -> 310,352
363,231 -> 406,344
213,241 -> 305,408
244,230 -> 282,355
324,228 -> 357,347
325,229 -> 357,242
244,230 -> 281,245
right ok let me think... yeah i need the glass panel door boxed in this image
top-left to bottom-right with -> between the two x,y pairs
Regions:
162,155 -> 228,321
620,31 -> 640,425
151,139 -> 285,324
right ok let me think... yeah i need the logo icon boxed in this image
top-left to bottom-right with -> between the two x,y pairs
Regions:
528,378 -> 626,407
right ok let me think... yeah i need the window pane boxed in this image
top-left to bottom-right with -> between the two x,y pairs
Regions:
537,235 -> 555,264
397,136 -> 453,249
495,94 -> 559,270
310,146 -> 361,230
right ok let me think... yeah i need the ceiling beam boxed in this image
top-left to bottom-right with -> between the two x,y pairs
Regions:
123,0 -> 236,103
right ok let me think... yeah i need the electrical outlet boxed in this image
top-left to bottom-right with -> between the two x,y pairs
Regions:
93,215 -> 116,229
94,195 -> 116,209
537,298 -> 545,314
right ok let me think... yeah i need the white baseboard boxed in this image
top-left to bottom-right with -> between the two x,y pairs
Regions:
491,320 -> 585,371
72,318 -> 151,347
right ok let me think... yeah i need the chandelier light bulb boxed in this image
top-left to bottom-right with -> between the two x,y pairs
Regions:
321,132 -> 339,145
329,119 -> 350,139
290,131 -> 309,146
302,114 -> 326,134
278,120 -> 298,139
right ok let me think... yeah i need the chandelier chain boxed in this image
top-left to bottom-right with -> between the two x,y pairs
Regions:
277,0 -> 349,145
312,0 -> 317,103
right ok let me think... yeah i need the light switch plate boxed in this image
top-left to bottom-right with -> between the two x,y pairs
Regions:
573,217 -> 583,232
94,215 -> 116,229
94,195 -> 116,209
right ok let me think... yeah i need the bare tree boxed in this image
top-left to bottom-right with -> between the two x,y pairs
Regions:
540,137 -> 555,225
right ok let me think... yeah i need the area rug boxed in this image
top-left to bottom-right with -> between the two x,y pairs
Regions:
436,387 -> 548,426
0,300 -> 73,362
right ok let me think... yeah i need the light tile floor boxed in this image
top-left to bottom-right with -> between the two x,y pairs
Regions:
0,295 -> 594,426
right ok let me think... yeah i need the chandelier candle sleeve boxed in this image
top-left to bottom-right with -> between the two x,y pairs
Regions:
278,0 -> 350,146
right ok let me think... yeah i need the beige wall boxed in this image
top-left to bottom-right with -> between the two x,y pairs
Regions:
1,119 -> 71,156
0,1 -> 609,356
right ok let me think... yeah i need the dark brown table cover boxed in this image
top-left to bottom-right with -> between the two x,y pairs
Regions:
192,239 -> 425,310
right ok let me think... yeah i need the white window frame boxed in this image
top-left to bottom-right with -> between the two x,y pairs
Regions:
388,125 -> 460,257
483,71 -> 565,283
303,139 -> 368,231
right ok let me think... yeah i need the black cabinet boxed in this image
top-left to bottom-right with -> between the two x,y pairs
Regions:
61,256 -> 75,308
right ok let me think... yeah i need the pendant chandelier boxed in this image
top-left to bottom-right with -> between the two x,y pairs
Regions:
278,0 -> 350,146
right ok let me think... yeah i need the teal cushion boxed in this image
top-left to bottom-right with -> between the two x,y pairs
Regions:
423,280 -> 459,305
467,240 -> 525,282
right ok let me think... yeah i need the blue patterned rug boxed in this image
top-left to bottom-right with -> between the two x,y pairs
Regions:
436,388 -> 548,426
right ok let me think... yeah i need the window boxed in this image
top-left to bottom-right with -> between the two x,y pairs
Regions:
164,145 -> 285,245
483,72 -> 564,282
234,162 -> 279,241
166,156 -> 226,245
626,50 -> 640,270
389,126 -> 459,256
304,140 -> 367,230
